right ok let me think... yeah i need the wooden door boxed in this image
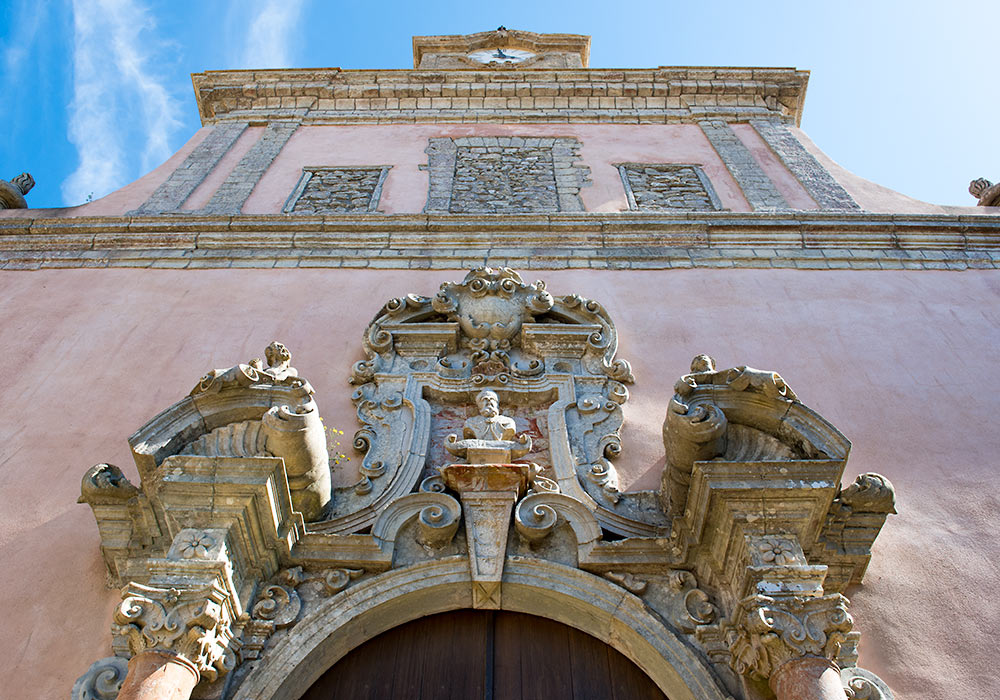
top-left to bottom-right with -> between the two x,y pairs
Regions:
300,609 -> 667,700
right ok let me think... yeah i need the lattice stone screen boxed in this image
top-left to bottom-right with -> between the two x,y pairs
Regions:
618,164 -> 722,211
283,166 -> 391,213
424,137 -> 590,213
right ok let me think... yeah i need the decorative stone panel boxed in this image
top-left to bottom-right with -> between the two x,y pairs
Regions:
618,163 -> 722,211
423,137 -> 590,213
283,166 -> 390,213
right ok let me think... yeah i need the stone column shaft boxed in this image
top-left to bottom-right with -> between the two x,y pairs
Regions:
117,650 -> 199,700
770,656 -> 846,700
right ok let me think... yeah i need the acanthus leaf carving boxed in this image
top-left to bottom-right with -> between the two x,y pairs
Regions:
113,582 -> 239,683
725,593 -> 854,681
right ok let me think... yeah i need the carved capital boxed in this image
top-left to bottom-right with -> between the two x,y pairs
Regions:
113,581 -> 239,683
727,593 -> 854,681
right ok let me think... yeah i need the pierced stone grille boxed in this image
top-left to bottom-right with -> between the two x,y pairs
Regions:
284,167 -> 389,213
619,164 -> 722,211
424,137 -> 589,213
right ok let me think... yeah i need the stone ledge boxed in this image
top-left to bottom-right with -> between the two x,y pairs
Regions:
192,67 -> 808,124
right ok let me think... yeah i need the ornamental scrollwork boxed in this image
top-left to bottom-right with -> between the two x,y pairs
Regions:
113,582 -> 239,682
726,593 -> 854,681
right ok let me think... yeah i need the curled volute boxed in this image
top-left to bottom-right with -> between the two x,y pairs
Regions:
661,354 -> 849,519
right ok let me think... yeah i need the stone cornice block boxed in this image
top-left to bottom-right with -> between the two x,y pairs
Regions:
679,459 -> 843,598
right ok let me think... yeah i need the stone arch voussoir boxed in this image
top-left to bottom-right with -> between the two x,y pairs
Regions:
233,556 -> 729,700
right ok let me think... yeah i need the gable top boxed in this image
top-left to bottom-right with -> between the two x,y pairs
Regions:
412,28 -> 591,69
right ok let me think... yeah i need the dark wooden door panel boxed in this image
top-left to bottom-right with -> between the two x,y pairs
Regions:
299,610 -> 666,700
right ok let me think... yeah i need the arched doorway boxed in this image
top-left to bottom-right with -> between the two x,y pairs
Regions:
300,609 -> 667,699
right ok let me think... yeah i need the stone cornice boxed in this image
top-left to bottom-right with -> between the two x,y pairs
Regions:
2,212 -> 999,271
190,66 -> 809,125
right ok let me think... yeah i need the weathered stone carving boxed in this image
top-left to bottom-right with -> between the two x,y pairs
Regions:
812,472 -> 897,590
662,354 -> 822,519
969,177 -> 1000,206
445,389 -> 532,463
114,582 -> 239,682
71,656 -> 129,700
726,593 -> 854,681
0,172 -> 34,209
74,268 -> 898,700
842,667 -> 894,700
332,266 -> 659,538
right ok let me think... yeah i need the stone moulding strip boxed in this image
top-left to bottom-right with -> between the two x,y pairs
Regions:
1,213 -> 998,270
699,120 -> 789,211
750,119 -> 862,212
198,121 -> 300,215
131,123 -> 248,214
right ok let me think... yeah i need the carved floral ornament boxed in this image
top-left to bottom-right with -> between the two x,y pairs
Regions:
76,268 -> 896,700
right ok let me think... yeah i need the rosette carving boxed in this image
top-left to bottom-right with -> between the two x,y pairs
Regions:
113,582 -> 238,682
727,593 -> 854,681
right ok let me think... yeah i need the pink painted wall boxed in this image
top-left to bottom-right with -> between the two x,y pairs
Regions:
242,124 -> 753,214
1,268 -> 999,699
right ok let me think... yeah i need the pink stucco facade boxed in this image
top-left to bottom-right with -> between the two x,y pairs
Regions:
1,268 -> 999,698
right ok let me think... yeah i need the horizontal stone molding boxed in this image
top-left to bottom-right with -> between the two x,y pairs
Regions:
191,67 -> 808,125
1,212 -> 999,270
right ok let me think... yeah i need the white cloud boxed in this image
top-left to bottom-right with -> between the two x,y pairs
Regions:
241,0 -> 305,69
63,0 -> 182,205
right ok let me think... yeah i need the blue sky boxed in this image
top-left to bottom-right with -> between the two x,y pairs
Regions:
2,0 -> 997,209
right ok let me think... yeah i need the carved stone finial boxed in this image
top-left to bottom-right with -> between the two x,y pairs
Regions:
0,172 -> 34,209
727,593 -> 854,681
969,177 -> 1000,206
113,582 -> 238,683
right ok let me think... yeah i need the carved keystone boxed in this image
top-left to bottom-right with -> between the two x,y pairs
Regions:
441,462 -> 533,609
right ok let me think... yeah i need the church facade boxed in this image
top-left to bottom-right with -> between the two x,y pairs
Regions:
2,29 -> 999,700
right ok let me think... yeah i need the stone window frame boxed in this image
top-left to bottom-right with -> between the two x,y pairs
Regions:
423,136 -> 590,213
282,165 -> 392,214
616,162 -> 724,212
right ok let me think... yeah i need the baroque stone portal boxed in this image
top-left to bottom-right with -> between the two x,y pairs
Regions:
77,268 -> 895,700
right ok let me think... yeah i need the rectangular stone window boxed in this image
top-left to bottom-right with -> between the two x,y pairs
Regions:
283,166 -> 391,213
617,163 -> 722,211
424,137 -> 589,213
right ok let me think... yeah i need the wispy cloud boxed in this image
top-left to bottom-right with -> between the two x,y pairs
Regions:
63,0 -> 182,205
1,0 -> 45,77
240,0 -> 306,68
